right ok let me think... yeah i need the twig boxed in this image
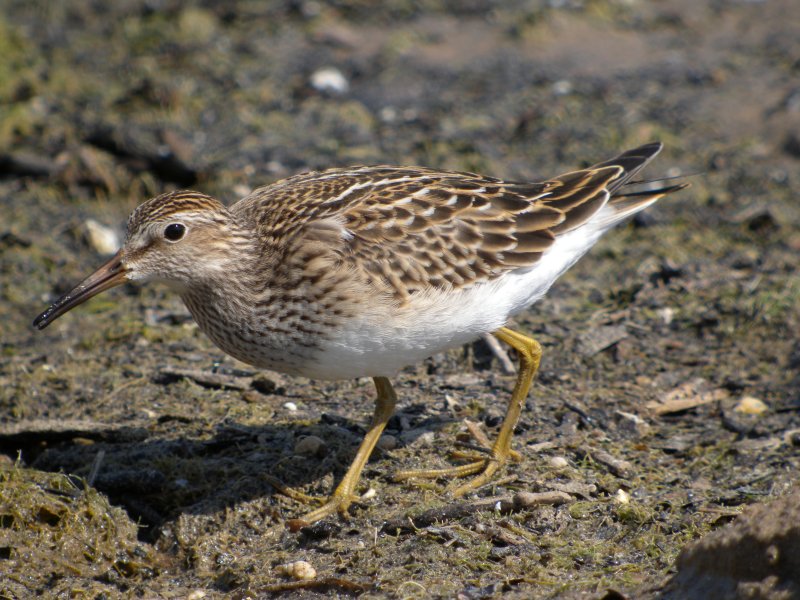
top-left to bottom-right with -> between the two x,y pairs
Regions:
383,490 -> 573,532
258,577 -> 370,594
481,333 -> 516,374
87,450 -> 105,487
574,447 -> 633,479
563,400 -> 595,426
157,366 -> 252,390
463,419 -> 492,447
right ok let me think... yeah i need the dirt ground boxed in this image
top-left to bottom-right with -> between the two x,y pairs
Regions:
1,1 -> 799,598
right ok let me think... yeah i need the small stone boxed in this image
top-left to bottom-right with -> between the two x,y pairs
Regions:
734,396 -> 768,415
548,456 -> 569,470
310,67 -> 349,95
614,489 -> 631,505
376,434 -> 397,451
283,401 -> 298,412
576,325 -> 627,357
232,184 -> 252,198
294,435 -> 327,457
379,106 -> 397,122
84,219 -> 119,255
251,375 -> 276,394
552,79 -> 573,95
186,591 -> 206,600
276,560 -> 317,580
240,390 -> 261,404
399,429 -> 435,447
615,410 -> 651,438
361,487 -> 377,500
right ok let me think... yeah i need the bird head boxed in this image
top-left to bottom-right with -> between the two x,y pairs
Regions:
33,190 -> 239,329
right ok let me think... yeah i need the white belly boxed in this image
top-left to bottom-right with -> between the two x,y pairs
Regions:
305,220 -> 610,379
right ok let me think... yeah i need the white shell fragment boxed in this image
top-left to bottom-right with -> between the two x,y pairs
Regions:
310,67 -> 349,94
276,560 -> 317,580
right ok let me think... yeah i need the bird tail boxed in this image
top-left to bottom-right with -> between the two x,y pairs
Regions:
593,141 -> 690,223
538,141 -> 689,235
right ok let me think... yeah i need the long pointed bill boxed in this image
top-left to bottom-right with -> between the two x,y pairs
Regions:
33,250 -> 128,330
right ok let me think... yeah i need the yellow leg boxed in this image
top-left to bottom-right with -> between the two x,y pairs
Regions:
286,376 -> 397,531
393,327 -> 542,497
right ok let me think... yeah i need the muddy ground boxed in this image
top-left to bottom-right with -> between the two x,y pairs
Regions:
1,0 -> 799,598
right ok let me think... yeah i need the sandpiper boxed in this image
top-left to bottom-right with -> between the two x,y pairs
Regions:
34,142 -> 686,528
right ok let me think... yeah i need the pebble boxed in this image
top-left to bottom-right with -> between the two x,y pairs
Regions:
734,396 -> 768,415
379,106 -> 397,122
548,456 -> 569,470
614,489 -> 631,505
283,401 -> 298,412
232,184 -> 252,198
310,67 -> 349,95
84,219 -> 119,255
294,435 -> 327,457
552,79 -> 573,95
276,560 -> 316,580
376,434 -> 397,451
614,410 -> 651,438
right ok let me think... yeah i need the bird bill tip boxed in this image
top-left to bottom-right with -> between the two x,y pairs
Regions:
32,251 -> 128,330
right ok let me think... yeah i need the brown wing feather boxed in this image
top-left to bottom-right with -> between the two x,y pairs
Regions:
233,142 -> 681,303
331,165 -> 622,301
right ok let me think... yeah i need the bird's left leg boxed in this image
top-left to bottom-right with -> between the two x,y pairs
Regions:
393,326 -> 541,497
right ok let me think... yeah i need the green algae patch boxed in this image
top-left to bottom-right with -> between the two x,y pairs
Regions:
0,464 -> 161,598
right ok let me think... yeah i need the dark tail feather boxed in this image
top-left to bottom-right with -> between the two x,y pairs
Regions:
613,182 -> 691,199
540,142 -> 688,233
589,141 -> 665,194
589,143 -> 689,225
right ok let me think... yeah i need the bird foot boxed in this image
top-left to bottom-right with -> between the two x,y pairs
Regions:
263,474 -> 361,531
392,419 -> 521,495
285,493 -> 358,532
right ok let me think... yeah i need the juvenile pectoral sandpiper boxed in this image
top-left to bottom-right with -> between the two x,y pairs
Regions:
34,142 -> 687,528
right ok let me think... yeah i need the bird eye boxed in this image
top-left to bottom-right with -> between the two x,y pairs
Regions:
164,223 -> 186,242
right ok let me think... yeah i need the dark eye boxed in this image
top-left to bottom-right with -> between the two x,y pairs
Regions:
164,223 -> 186,242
